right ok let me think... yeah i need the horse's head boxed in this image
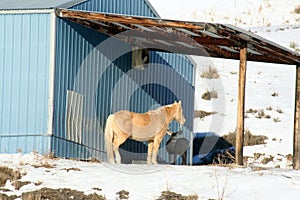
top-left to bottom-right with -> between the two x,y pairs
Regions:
173,101 -> 185,126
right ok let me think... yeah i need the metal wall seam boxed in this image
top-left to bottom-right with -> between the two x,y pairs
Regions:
47,12 -> 56,136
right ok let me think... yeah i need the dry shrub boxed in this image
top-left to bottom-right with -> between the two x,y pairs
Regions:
271,92 -> 279,97
223,129 -> 268,146
21,188 -> 106,200
0,193 -> 18,200
273,117 -> 281,123
194,110 -> 217,119
202,89 -> 218,100
157,190 -> 198,200
294,5 -> 300,14
286,154 -> 293,161
62,167 -> 81,172
266,106 -> 272,111
255,110 -> 265,118
246,108 -> 258,114
254,153 -> 265,160
276,108 -> 283,114
0,166 -> 22,187
116,190 -> 129,200
13,181 -> 31,190
201,66 -> 220,79
261,156 -> 274,164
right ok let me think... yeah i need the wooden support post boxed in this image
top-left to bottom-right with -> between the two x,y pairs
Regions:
294,65 -> 300,170
236,41 -> 247,166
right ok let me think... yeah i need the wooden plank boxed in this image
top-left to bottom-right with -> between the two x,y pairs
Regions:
57,8 -> 205,30
294,65 -> 300,170
236,41 -> 247,166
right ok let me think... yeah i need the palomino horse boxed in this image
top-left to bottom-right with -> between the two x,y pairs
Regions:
104,101 -> 185,164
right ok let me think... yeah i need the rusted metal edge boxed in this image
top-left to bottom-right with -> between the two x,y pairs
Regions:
55,8 -> 300,65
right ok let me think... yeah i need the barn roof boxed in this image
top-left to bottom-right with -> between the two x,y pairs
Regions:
56,8 -> 300,66
0,0 -> 86,10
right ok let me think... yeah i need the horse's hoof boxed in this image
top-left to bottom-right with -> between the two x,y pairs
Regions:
109,159 -> 116,164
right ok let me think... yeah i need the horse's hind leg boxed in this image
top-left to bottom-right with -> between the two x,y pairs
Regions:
113,132 -> 128,164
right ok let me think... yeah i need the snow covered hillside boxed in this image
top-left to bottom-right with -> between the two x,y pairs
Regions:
149,0 -> 300,166
149,0 -> 300,27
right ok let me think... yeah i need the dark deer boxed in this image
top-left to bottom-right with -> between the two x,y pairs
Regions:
166,130 -> 189,165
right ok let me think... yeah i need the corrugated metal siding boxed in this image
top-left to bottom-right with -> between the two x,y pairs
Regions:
52,19 -> 110,159
0,13 -> 50,142
127,52 -> 195,163
54,17 -> 195,163
0,135 -> 51,154
54,0 -> 195,163
70,0 -> 157,17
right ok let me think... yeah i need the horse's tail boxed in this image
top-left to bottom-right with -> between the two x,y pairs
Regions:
105,114 -> 115,163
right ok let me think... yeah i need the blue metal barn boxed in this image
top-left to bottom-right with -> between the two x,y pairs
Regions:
0,0 -> 195,164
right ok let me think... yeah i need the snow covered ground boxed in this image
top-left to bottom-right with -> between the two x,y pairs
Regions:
1,153 -> 300,200
1,0 -> 300,199
149,0 -> 300,164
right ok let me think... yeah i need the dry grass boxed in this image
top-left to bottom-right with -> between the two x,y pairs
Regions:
273,117 -> 281,123
62,167 -> 81,172
13,181 -> 31,190
116,190 -> 129,200
194,110 -> 217,119
261,156 -> 274,164
276,108 -> 283,114
202,89 -> 218,100
294,5 -> 300,14
157,190 -> 198,200
21,188 -> 106,200
223,129 -> 268,146
271,92 -> 279,97
201,66 -> 220,79
266,106 -> 272,111
246,108 -> 258,114
0,166 -> 21,187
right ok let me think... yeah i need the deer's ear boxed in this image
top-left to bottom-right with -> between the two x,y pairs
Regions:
178,100 -> 181,105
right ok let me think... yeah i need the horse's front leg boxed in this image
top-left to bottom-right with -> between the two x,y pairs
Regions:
152,135 -> 164,164
147,140 -> 154,164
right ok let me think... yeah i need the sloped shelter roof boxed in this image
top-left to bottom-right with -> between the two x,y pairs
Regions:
0,0 -> 86,10
56,8 -> 300,65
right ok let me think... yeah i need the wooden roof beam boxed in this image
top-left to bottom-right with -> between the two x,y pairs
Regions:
56,8 -> 205,30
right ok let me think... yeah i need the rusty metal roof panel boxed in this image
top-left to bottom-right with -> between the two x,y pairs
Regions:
197,30 -> 224,38
55,8 -> 300,65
